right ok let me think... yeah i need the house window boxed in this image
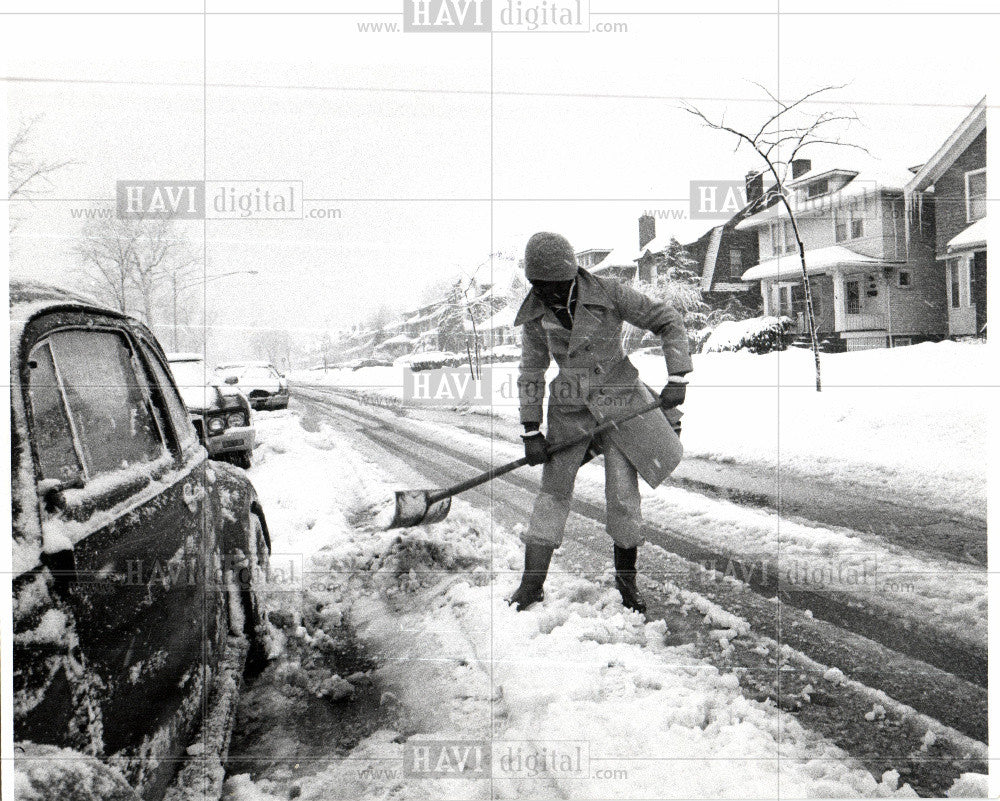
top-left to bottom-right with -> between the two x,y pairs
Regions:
897,270 -> 912,288
965,168 -> 986,222
846,280 -> 861,314
770,220 -> 795,256
806,178 -> 829,199
949,259 -> 961,308
729,249 -> 743,278
835,199 -> 865,242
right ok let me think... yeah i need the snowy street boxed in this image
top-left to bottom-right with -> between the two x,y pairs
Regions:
221,357 -> 987,800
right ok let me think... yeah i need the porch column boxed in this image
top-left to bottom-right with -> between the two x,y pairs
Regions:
760,280 -> 772,315
831,269 -> 846,331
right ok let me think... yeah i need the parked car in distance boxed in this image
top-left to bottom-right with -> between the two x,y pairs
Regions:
11,281 -> 272,800
215,361 -> 290,410
167,352 -> 256,469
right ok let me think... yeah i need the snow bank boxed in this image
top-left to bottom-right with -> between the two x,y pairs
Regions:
292,339 -> 987,516
224,410 -> 920,800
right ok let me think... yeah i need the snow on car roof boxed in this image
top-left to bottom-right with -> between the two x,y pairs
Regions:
9,279 -> 99,312
166,351 -> 205,363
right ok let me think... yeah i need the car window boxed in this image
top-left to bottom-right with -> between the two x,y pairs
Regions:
46,329 -> 166,477
242,366 -> 278,381
145,350 -> 198,447
26,341 -> 84,482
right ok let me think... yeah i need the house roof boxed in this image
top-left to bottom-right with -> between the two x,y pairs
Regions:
376,334 -> 416,346
906,97 -> 987,195
741,245 -> 885,282
591,245 -> 636,274
699,226 -> 726,291
736,162 -> 915,231
478,304 -> 517,330
946,217 -> 987,253
634,233 -> 672,261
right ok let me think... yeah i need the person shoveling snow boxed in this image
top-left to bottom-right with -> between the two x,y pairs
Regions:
508,231 -> 691,614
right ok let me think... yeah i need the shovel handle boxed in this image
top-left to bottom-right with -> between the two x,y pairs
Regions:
426,398 -> 665,505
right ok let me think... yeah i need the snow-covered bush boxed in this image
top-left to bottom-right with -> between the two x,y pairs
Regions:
703,315 -> 793,354
407,351 -> 466,371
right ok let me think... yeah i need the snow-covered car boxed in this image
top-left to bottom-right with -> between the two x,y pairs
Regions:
167,352 -> 255,469
10,281 -> 272,800
215,361 -> 290,410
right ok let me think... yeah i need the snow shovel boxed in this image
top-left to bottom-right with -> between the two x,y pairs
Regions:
385,397 -> 668,529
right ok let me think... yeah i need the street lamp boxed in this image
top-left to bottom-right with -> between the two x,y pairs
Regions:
168,269 -> 259,350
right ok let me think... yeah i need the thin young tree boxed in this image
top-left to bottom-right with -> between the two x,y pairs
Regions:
683,84 -> 867,392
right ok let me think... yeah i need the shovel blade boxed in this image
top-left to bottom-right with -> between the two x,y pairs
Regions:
384,490 -> 453,529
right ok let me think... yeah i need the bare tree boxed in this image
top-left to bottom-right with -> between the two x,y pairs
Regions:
683,84 -> 868,391
8,115 -> 75,233
76,212 -> 199,328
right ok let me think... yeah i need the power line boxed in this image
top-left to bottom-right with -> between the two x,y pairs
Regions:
2,74 -> 988,111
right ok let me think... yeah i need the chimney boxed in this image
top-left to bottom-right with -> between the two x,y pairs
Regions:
745,171 -> 764,204
639,214 -> 656,250
791,158 -> 812,179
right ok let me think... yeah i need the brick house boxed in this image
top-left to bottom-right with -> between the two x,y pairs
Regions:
738,159 -> 947,351
905,97 -> 986,338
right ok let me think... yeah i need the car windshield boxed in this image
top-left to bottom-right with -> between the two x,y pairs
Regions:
169,359 -> 209,388
169,359 -> 214,409
240,366 -> 280,381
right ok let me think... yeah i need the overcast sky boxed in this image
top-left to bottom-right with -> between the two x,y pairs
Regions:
4,2 -> 992,356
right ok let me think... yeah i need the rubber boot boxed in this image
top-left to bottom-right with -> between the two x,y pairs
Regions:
614,545 -> 647,614
508,543 -> 554,611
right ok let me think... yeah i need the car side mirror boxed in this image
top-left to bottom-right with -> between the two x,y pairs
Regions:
225,376 -> 239,385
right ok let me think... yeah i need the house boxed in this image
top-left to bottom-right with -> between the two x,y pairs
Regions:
404,302 -> 447,349
634,214 -> 674,283
738,158 -> 947,351
477,304 -> 519,347
586,245 -> 637,282
683,172 -> 769,306
905,97 -> 986,338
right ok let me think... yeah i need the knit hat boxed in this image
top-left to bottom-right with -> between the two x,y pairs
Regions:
524,232 -> 577,281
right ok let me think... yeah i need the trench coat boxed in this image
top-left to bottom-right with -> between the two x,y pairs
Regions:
514,269 -> 693,488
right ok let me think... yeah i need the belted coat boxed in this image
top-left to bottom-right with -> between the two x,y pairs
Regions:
514,269 -> 693,488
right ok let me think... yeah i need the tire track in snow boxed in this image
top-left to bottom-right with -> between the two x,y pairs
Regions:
290,393 -> 986,796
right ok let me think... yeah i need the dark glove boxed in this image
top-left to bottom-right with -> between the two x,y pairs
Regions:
521,431 -> 548,465
660,382 -> 687,410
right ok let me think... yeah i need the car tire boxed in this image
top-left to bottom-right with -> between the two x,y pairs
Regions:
232,450 -> 252,470
242,514 -> 271,676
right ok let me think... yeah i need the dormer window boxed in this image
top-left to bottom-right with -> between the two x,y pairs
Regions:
806,178 -> 829,199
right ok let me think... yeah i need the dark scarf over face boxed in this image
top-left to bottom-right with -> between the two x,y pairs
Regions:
530,275 -> 578,328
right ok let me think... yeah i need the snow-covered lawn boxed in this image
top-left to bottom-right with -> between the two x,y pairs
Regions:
220,409 -> 976,800
291,340 -> 988,516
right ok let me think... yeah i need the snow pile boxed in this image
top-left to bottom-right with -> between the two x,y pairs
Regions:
14,743 -> 137,801
224,409 -> 921,800
946,772 -> 989,797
